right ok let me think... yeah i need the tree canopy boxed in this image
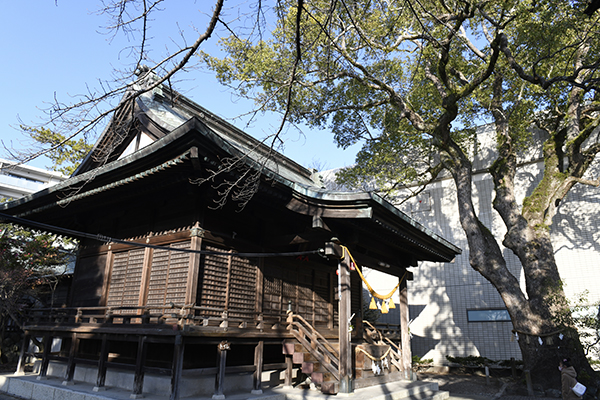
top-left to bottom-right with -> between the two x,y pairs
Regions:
0,222 -> 74,363
203,0 -> 600,385
205,0 -> 600,198
20,127 -> 92,176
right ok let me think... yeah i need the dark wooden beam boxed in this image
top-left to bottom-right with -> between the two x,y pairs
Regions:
213,341 -> 229,399
284,355 -> 293,387
338,247 -> 353,394
286,197 -> 373,219
252,341 -> 264,394
62,332 -> 79,385
311,215 -> 331,231
131,336 -> 148,399
37,333 -> 52,381
94,334 -> 109,391
15,333 -> 30,375
170,334 -> 185,400
265,231 -> 331,247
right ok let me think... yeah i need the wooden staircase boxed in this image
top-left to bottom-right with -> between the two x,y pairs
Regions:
283,318 -> 449,400
284,316 -> 443,398
284,312 -> 340,394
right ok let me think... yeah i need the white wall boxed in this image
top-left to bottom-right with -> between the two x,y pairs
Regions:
0,159 -> 66,199
341,125 -> 600,365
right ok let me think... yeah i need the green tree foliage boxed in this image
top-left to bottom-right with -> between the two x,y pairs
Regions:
204,0 -> 600,385
0,222 -> 73,363
21,126 -> 92,175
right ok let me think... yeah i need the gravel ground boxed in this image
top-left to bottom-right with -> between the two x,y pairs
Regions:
417,372 -> 562,400
0,363 -> 580,400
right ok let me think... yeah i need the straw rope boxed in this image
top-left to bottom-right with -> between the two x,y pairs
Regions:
356,346 -> 392,361
341,245 -> 407,301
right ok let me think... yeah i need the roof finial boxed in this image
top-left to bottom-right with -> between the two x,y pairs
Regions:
134,65 -> 151,76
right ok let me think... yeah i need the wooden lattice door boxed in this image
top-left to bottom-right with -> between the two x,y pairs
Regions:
146,241 -> 192,307
198,244 -> 258,317
106,248 -> 145,314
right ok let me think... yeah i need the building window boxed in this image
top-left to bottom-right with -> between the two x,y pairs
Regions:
412,191 -> 431,212
467,309 -> 511,322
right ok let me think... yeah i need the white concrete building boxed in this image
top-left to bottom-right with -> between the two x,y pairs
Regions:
0,159 -> 66,200
324,125 -> 600,365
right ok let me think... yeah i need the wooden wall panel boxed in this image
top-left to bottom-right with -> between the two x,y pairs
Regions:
351,272 -> 361,317
228,256 -> 257,318
282,277 -> 297,314
262,260 -> 334,327
164,241 -> 191,305
262,273 -> 282,317
297,270 -> 313,318
146,249 -> 168,306
70,254 -> 107,307
333,274 -> 339,327
106,249 -> 145,313
313,270 -> 330,326
198,244 -> 258,317
198,245 -> 229,315
146,241 -> 191,307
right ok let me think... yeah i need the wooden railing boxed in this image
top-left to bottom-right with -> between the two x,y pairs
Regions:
24,304 -> 291,332
370,323 -> 401,339
286,311 -> 340,380
362,320 -> 403,372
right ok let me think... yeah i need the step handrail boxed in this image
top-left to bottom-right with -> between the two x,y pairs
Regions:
290,322 -> 340,368
286,312 -> 340,380
289,313 -> 339,358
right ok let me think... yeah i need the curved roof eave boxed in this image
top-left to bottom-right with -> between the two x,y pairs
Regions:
1,112 -> 461,261
286,183 -> 461,257
0,117 -> 199,212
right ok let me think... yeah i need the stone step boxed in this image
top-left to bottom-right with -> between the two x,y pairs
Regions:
292,352 -> 304,364
282,341 -> 295,355
280,381 -> 449,400
402,388 -> 450,400
320,380 -> 338,395
301,361 -> 315,374
308,370 -> 336,385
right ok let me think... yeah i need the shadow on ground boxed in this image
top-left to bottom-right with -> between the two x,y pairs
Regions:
417,371 -> 564,400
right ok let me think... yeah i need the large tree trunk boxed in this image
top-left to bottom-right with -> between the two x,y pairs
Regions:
505,232 -> 591,387
451,150 -> 596,388
502,213 -> 596,387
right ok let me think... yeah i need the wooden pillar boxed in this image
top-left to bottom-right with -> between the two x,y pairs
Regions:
131,336 -> 147,399
170,334 -> 185,400
256,260 -> 264,322
94,334 -> 109,391
138,247 -> 154,313
399,276 -> 411,380
100,249 -> 114,306
186,222 -> 204,304
15,333 -> 30,375
252,341 -> 264,394
62,332 -> 79,385
356,275 -> 363,338
338,248 -> 353,394
37,333 -> 52,380
213,341 -> 229,400
284,355 -> 293,387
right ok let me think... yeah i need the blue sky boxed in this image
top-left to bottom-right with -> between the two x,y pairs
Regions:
0,1 -> 360,172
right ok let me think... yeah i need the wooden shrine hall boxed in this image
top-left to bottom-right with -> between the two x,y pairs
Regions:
0,72 -> 460,399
